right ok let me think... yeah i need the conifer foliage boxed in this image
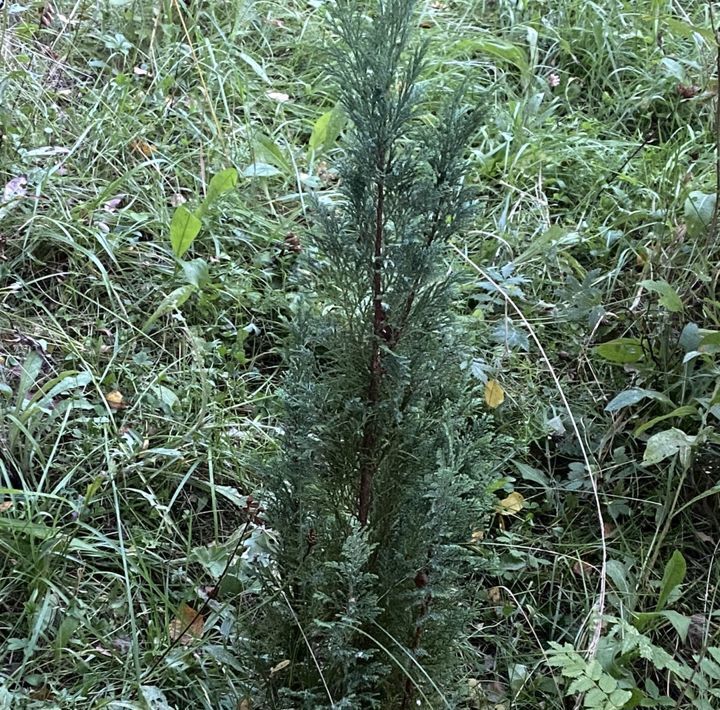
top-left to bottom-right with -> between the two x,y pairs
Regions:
256,1 -> 499,705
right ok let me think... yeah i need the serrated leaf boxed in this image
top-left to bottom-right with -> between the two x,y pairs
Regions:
598,674 -> 618,693
593,338 -> 645,364
170,205 -> 202,258
608,689 -> 633,706
639,279 -> 683,312
491,317 -> 529,351
656,550 -> 686,611
484,379 -> 505,408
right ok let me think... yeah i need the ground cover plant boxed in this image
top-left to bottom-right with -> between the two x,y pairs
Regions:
1,0 -> 720,708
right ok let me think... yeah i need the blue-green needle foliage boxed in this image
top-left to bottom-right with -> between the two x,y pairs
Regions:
255,1 -> 500,705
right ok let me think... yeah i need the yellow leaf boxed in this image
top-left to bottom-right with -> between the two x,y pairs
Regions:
496,491 -> 524,516
484,379 -> 505,408
105,390 -> 125,410
168,603 -> 204,645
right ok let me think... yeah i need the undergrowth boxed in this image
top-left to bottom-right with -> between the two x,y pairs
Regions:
1,0 -> 720,707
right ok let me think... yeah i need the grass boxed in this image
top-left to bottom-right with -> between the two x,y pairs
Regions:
2,0 -> 720,706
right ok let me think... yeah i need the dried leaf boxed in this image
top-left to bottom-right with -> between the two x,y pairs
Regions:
38,3 -> 54,28
266,91 -> 290,102
470,529 -> 484,543
573,559 -> 595,576
105,390 -> 125,410
484,379 -> 505,408
270,659 -> 291,675
0,502 -> 13,513
496,491 -> 524,516
168,603 -> 204,645
130,139 -> 157,158
487,586 -> 502,603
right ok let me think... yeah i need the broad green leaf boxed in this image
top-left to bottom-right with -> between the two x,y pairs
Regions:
238,51 -> 270,83
308,106 -> 346,155
242,162 -> 281,178
254,133 -> 290,172
700,330 -> 720,348
470,32 -> 529,75
181,258 -> 210,289
639,279 -> 683,312
151,385 -> 179,411
196,168 -> 238,218
170,206 -> 202,259
491,318 -> 529,351
606,559 -> 631,599
656,550 -> 686,611
16,351 -> 43,411
142,285 -> 196,333
513,460 -> 549,486
661,610 -> 691,642
593,338 -> 645,364
664,18 -> 716,44
30,371 -> 93,412
679,322 -> 701,352
608,689 -> 633,706
598,674 -> 618,693
643,428 -> 696,466
568,675 -> 595,694
632,610 -> 659,632
38,371 -> 93,400
684,191 -> 716,237
605,387 -> 672,413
